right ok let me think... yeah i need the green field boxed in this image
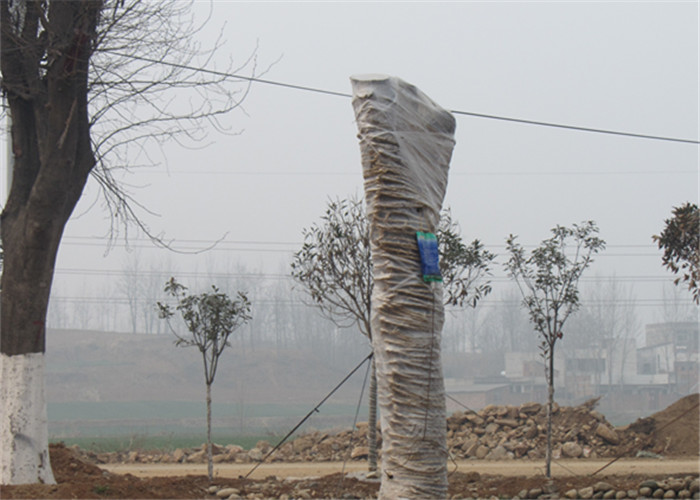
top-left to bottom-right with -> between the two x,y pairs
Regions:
48,400 -> 366,452
51,434 -> 283,453
49,400 -> 363,421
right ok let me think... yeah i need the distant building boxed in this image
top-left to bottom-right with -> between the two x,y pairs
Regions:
637,322 -> 699,395
444,321 -> 698,414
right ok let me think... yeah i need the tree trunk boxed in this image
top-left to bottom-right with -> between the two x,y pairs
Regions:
545,342 -> 555,479
0,191 -> 65,486
368,358 -> 378,474
0,1 -> 101,485
0,353 -> 55,484
206,381 -> 213,483
352,74 -> 456,499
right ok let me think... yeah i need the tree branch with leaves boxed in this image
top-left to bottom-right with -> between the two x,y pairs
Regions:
653,202 -> 699,304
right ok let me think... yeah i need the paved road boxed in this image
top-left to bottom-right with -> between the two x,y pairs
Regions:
104,458 -> 700,480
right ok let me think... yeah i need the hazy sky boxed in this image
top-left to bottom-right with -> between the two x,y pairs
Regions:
3,1 -> 698,327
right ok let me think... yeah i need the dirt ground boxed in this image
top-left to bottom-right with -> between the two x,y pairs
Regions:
2,394 -> 698,499
102,458 -> 700,480
1,444 -> 697,499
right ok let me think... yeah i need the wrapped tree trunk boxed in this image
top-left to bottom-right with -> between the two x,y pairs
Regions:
351,74 -> 456,499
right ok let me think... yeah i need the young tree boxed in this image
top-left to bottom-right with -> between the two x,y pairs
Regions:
0,1 -> 256,484
290,196 -> 376,472
504,221 -> 605,479
653,202 -> 699,304
291,197 -> 494,475
157,278 -> 251,483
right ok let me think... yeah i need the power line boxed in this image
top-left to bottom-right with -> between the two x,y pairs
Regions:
57,242 -> 665,257
57,237 -> 667,258
451,110 -> 700,145
111,52 -> 700,146
63,236 -> 300,246
60,236 -> 662,249
48,295 -> 695,309
54,267 -> 674,283
110,52 -> 352,99
129,169 -> 697,177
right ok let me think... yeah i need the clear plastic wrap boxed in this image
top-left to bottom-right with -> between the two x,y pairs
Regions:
351,74 -> 456,499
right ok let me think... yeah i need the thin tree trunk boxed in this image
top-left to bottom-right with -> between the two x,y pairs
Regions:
352,74 -> 455,499
206,381 -> 213,482
368,358 -> 378,474
546,343 -> 555,479
207,382 -> 214,483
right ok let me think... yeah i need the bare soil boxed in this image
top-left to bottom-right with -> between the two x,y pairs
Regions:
1,445 -> 697,499
2,394 -> 698,499
103,458 -> 700,480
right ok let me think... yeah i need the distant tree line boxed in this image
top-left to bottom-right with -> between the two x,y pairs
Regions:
48,255 -> 666,358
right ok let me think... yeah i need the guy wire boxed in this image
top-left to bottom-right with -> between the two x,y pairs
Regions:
243,351 -> 373,479
339,351 -> 373,489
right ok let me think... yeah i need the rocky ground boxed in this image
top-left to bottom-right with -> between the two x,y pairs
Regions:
2,394 -> 698,499
76,394 -> 698,466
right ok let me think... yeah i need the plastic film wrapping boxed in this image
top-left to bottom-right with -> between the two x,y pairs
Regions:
351,74 -> 456,499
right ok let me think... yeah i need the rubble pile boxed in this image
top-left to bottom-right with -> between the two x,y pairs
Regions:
445,399 -> 639,461
78,395 -> 699,465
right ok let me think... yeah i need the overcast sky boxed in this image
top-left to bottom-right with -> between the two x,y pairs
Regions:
3,1 -> 698,328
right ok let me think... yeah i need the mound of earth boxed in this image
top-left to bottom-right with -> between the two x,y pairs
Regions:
625,393 -> 699,456
0,444 -> 209,499
2,443 -> 698,500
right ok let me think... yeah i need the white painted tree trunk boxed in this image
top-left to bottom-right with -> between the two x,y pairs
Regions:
0,353 -> 56,485
351,74 -> 456,499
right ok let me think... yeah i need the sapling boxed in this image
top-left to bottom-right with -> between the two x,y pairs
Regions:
157,278 -> 251,482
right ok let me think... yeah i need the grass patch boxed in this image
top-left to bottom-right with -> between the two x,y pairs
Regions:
52,433 -> 283,453
48,401 -> 364,421
93,485 -> 110,495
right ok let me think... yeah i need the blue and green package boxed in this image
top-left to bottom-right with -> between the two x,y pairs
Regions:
416,231 -> 442,282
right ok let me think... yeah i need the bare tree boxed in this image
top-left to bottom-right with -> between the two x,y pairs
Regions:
157,277 -> 251,483
0,0 -> 259,484
586,277 -> 639,390
660,282 -> 697,324
504,221 -> 605,480
563,276 -> 640,395
494,288 -> 536,352
119,251 -> 144,333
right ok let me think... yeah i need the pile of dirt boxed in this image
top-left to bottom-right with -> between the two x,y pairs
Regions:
0,444 -> 209,499
625,393 -> 699,456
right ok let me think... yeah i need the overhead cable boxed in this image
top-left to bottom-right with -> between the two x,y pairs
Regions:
110,52 -> 700,146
